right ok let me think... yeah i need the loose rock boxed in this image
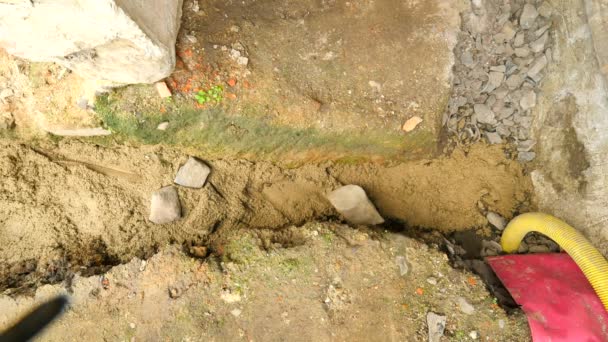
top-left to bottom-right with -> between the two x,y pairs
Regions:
426,312 -> 446,342
520,4 -> 539,29
155,81 -> 172,98
457,297 -> 475,315
174,157 -> 211,188
149,186 -> 181,224
473,104 -> 496,125
527,56 -> 548,79
395,255 -> 409,276
487,211 -> 507,230
530,32 -> 549,53
520,89 -> 537,111
326,185 -> 385,225
402,116 -> 423,132
518,151 -> 536,162
157,122 -> 169,131
485,132 -> 503,145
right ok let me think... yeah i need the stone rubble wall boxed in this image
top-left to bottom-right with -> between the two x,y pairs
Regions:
532,0 -> 608,255
0,0 -> 183,85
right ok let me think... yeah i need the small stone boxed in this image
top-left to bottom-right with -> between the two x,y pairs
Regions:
168,286 -> 182,299
149,186 -> 181,224
230,25 -> 240,33
174,157 -> 211,188
368,80 -> 382,91
493,87 -> 509,100
496,125 -> 510,137
520,4 -> 539,29
485,132 -> 503,145
77,97 -> 89,109
529,245 -> 551,253
395,255 -> 409,276
506,74 -> 524,90
514,47 -> 530,58
502,119 -> 515,127
155,81 -> 172,98
513,32 -> 525,47
484,72 -> 504,93
461,51 -> 475,68
530,32 -> 548,53
517,139 -> 536,152
487,212 -> 507,230
498,106 -> 515,119
426,312 -> 447,342
498,319 -> 505,329
518,151 -> 536,162
520,90 -> 537,111
157,122 -> 169,131
527,55 -> 548,79
236,56 -> 249,66
501,22 -> 517,41
481,240 -> 503,256
129,323 -> 136,329
535,24 -> 551,37
490,65 -> 506,73
185,34 -> 197,43
139,260 -> 147,272
469,331 -> 479,339
189,246 -> 208,258
538,2 -> 553,18
231,309 -> 242,317
473,104 -> 496,125
457,297 -> 475,315
426,277 -> 438,286
221,290 -> 242,303
230,49 -> 241,59
402,116 -> 423,132
326,185 -> 384,225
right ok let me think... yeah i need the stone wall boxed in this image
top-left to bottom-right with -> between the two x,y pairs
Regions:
532,0 -> 608,255
0,0 -> 183,86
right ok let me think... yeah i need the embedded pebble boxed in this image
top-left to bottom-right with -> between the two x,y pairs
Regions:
327,185 -> 385,225
518,151 -> 536,162
520,90 -> 537,111
457,297 -> 475,315
487,212 -> 507,230
157,122 -> 169,131
149,186 -> 181,224
530,32 -> 549,53
473,104 -> 496,125
395,255 -> 409,276
426,312 -> 446,342
485,132 -> 503,144
520,4 -> 539,29
469,331 -> 479,340
174,157 -> 211,188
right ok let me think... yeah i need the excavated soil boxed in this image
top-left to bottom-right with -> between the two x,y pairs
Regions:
0,138 -> 532,294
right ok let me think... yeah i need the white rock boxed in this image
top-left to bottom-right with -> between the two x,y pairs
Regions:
473,104 -> 496,125
395,255 -> 409,276
498,319 -> 505,329
487,211 -> 507,230
520,89 -> 537,111
174,157 -> 211,188
149,186 -> 181,224
230,309 -> 242,317
520,4 -> 539,29
236,56 -> 249,66
457,297 -> 475,315
327,185 -> 384,225
469,331 -> 479,339
426,312 -> 446,342
0,0 -> 184,85
157,122 -> 169,131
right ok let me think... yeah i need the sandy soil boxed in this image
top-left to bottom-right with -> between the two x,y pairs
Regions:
0,224 -> 530,341
0,138 -> 532,295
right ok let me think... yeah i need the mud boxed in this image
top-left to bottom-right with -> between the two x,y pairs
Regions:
0,138 -> 532,294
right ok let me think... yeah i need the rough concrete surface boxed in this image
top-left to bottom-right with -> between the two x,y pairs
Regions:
0,0 -> 183,85
532,0 -> 608,255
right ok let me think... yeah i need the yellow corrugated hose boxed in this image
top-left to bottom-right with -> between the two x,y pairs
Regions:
500,212 -> 608,311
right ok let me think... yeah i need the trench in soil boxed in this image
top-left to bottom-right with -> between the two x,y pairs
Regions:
0,138 -> 532,297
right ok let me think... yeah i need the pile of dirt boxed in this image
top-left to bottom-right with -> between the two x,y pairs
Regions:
0,138 -> 532,294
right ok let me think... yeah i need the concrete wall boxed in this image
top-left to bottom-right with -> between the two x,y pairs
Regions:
0,0 -> 183,85
532,0 -> 608,255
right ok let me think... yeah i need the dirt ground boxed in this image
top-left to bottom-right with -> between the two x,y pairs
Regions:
0,224 -> 530,341
0,0 -> 542,340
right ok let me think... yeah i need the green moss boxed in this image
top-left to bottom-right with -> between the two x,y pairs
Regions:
93,94 -> 436,163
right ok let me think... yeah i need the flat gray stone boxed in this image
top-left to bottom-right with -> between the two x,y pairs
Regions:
484,71 -> 504,93
527,55 -> 548,79
457,297 -> 475,315
520,89 -> 537,111
327,185 -> 384,225
149,186 -> 181,224
487,211 -> 507,230
174,157 -> 211,188
518,151 -> 536,162
513,31 -> 525,47
530,32 -> 549,53
427,312 -> 447,342
520,4 -> 539,29
473,104 -> 497,125
485,132 -> 503,144
506,74 -> 524,90
514,47 -> 530,58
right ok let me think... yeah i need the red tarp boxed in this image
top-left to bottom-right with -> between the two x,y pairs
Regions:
487,253 -> 608,342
